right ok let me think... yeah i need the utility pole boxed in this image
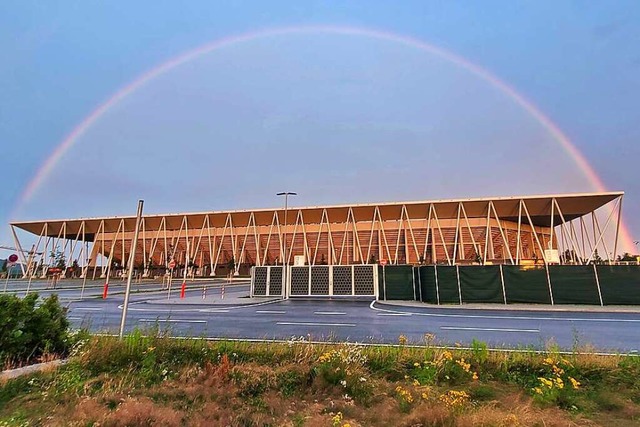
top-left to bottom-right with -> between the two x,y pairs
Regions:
119,200 -> 144,340
277,192 -> 297,298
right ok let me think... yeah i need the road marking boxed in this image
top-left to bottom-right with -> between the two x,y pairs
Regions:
67,317 -> 84,321
197,309 -> 230,313
256,310 -> 287,314
370,301 -> 640,323
277,322 -> 356,327
138,319 -> 207,324
377,312 -> 412,316
440,326 -> 539,333
73,307 -> 102,311
314,311 -> 346,315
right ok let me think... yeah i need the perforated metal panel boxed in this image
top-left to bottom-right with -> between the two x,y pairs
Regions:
333,266 -> 352,295
354,265 -> 375,295
253,267 -> 267,296
290,266 -> 309,295
269,267 -> 283,296
310,266 -> 330,295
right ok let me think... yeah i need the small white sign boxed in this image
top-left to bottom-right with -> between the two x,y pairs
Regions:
544,249 -> 560,264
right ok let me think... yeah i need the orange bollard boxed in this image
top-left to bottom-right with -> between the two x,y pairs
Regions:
180,281 -> 186,299
102,282 -> 109,299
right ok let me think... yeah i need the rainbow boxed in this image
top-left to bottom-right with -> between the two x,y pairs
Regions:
13,25 -> 634,251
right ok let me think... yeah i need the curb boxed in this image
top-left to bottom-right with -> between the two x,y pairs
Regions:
0,359 -> 67,381
375,300 -> 640,314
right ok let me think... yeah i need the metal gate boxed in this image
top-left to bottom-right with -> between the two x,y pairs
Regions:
251,265 -> 378,298
250,266 -> 285,297
288,265 -> 378,297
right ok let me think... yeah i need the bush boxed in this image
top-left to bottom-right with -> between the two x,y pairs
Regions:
0,293 -> 70,367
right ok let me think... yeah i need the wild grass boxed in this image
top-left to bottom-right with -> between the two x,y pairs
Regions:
1,331 -> 639,426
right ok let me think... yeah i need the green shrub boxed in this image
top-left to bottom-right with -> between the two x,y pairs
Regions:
0,293 -> 70,367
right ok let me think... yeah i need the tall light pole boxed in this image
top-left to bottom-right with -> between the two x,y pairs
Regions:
277,192 -> 296,298
119,199 -> 144,340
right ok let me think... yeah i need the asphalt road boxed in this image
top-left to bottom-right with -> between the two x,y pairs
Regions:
4,279 -> 640,353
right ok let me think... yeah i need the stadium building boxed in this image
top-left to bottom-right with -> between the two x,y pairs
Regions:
10,192 -> 624,280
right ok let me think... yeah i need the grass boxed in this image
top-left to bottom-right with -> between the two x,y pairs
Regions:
1,332 -> 640,426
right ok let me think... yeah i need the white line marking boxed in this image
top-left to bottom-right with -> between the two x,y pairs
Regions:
369,301 -> 640,323
314,311 -> 346,315
277,322 -> 356,327
73,307 -> 102,311
256,310 -> 287,314
377,312 -> 412,316
197,309 -> 230,313
67,317 -> 83,320
138,319 -> 207,324
441,326 -> 539,333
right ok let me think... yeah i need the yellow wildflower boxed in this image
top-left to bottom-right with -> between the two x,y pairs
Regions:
569,377 -> 580,389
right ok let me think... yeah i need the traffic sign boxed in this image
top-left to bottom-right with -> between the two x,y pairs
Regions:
8,254 -> 18,263
380,259 -> 387,266
168,260 -> 177,269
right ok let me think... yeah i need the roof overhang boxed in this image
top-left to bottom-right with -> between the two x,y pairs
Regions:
11,192 -> 623,239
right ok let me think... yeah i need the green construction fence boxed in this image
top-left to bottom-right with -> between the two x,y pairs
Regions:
380,264 -> 640,305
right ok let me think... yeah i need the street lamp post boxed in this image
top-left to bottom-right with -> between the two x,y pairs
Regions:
277,192 -> 297,298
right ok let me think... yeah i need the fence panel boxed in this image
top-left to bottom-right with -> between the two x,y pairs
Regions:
333,266 -> 352,295
252,266 -> 267,296
459,266 -> 503,303
381,265 -> 415,300
290,266 -> 310,296
354,265 -> 376,295
419,266 -> 438,303
597,265 -> 640,305
269,267 -> 283,296
310,266 -> 330,295
548,265 -> 600,305
503,266 -> 551,304
436,266 -> 460,304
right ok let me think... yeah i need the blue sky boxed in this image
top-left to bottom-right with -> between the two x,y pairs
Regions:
1,1 -> 639,253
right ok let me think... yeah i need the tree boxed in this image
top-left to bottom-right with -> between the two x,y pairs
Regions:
71,259 -> 80,277
590,249 -> 603,264
617,252 -> 636,262
52,250 -> 66,270
226,257 -> 235,274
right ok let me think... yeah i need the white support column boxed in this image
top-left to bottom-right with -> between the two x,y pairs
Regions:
521,200 -> 548,265
10,225 -> 27,277
456,264 -> 462,305
432,205 -> 451,265
489,201 -> 514,264
499,264 -> 507,304
593,263 -> 603,306
516,200 -> 523,264
460,203 -> 480,263
614,195 -> 623,260
452,203 -> 461,264
586,198 -> 620,264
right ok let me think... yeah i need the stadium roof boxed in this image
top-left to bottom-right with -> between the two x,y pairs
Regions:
11,191 -> 623,240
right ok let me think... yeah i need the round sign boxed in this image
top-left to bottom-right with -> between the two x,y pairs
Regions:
379,259 -> 387,266
168,260 -> 177,269
8,254 -> 18,263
